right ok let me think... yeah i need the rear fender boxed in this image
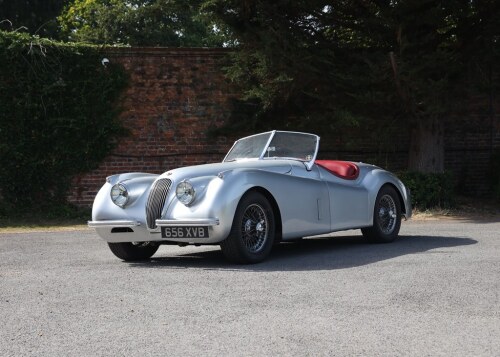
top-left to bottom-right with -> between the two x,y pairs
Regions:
362,169 -> 412,221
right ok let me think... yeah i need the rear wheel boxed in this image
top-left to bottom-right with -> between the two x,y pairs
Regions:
220,191 -> 275,264
362,185 -> 401,243
108,242 -> 159,261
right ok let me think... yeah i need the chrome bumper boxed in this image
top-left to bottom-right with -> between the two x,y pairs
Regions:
87,218 -> 219,229
88,220 -> 141,228
88,218 -> 223,244
155,218 -> 219,227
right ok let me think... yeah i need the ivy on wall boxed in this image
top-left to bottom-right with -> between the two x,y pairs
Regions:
0,30 -> 128,210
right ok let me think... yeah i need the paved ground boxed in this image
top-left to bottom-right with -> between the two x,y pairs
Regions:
1,219 -> 499,356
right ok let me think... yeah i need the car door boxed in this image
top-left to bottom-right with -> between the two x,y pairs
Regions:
321,173 -> 371,231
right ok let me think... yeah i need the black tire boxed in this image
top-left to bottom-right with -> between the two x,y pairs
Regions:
361,185 -> 402,243
107,242 -> 159,261
220,191 -> 276,264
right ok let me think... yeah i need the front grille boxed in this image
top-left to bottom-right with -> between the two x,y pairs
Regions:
146,178 -> 172,229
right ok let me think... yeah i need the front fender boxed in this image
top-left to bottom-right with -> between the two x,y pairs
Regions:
92,173 -> 159,222
164,170 -> 259,243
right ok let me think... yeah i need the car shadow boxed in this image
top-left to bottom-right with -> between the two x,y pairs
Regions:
128,235 -> 477,272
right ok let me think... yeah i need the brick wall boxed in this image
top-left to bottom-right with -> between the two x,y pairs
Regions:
444,96 -> 500,193
68,47 -> 500,207
67,48 -> 238,206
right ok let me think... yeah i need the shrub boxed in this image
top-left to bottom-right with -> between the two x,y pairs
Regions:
0,30 -> 127,211
397,171 -> 455,210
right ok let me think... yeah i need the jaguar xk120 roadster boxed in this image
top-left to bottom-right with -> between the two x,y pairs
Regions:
89,130 -> 411,263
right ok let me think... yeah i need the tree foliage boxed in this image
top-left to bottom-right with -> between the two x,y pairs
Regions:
0,30 -> 127,208
205,0 -> 499,172
58,0 -> 227,46
0,0 -> 69,38
204,1 -> 344,134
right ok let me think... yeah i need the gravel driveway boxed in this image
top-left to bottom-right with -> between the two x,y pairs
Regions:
1,219 -> 499,356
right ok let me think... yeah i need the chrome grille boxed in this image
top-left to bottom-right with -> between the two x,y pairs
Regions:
146,178 -> 172,229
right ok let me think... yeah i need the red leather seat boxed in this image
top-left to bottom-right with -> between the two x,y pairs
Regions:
315,160 -> 359,180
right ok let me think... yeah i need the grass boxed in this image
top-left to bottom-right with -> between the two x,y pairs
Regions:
0,218 -> 89,233
411,196 -> 500,221
0,205 -> 91,233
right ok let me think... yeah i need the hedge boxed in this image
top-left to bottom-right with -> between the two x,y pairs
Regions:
0,30 -> 127,212
398,171 -> 455,210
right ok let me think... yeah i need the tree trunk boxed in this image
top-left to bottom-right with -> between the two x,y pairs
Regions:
408,118 -> 444,173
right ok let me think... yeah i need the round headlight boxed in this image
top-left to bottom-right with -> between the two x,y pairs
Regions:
176,181 -> 195,205
110,183 -> 129,207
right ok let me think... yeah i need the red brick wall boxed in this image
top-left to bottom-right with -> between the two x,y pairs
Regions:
67,48 -> 238,207
68,48 -> 500,207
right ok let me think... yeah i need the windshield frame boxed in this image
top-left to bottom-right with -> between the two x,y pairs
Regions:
223,130 -> 320,170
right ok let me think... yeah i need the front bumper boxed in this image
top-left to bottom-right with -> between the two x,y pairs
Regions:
88,220 -> 140,228
88,218 -> 224,244
155,218 -> 219,227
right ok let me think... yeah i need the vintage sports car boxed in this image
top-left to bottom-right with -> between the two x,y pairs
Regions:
88,130 -> 412,263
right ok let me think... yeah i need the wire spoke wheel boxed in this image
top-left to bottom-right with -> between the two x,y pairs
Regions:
362,185 -> 401,243
377,194 -> 397,234
240,204 -> 269,253
221,191 -> 276,264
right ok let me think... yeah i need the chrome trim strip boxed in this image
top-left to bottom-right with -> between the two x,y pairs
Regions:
88,220 -> 141,228
259,130 -> 277,160
307,135 -> 320,171
156,218 -> 220,227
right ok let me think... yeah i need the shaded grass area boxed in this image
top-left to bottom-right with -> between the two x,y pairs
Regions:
0,204 -> 91,232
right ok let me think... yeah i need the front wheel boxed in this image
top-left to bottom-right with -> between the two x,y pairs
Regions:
362,185 -> 401,243
108,242 -> 159,261
220,191 -> 275,264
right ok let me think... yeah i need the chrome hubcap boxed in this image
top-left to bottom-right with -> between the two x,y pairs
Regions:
240,204 -> 268,253
377,194 -> 397,234
245,220 -> 252,232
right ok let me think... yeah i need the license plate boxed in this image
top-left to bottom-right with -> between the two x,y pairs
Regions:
161,226 -> 209,239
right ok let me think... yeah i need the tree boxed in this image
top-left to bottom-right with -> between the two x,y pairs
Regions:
58,0 -> 227,47
204,1 -> 344,134
354,0 -> 466,173
0,0 -> 69,38
204,0 -> 499,173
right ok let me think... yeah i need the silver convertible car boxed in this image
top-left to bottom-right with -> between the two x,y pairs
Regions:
89,131 -> 411,263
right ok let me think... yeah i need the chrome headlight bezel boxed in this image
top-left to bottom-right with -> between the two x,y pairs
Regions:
176,181 -> 196,206
110,183 -> 129,208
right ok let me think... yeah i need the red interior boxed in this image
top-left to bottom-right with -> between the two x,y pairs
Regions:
315,160 -> 360,180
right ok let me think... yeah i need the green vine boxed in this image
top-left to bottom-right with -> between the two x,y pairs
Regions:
0,30 -> 128,211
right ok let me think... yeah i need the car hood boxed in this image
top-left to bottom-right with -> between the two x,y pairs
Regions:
160,160 -> 294,180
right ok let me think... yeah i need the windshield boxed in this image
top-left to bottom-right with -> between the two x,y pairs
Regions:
224,132 -> 272,162
223,131 -> 319,168
265,131 -> 317,161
